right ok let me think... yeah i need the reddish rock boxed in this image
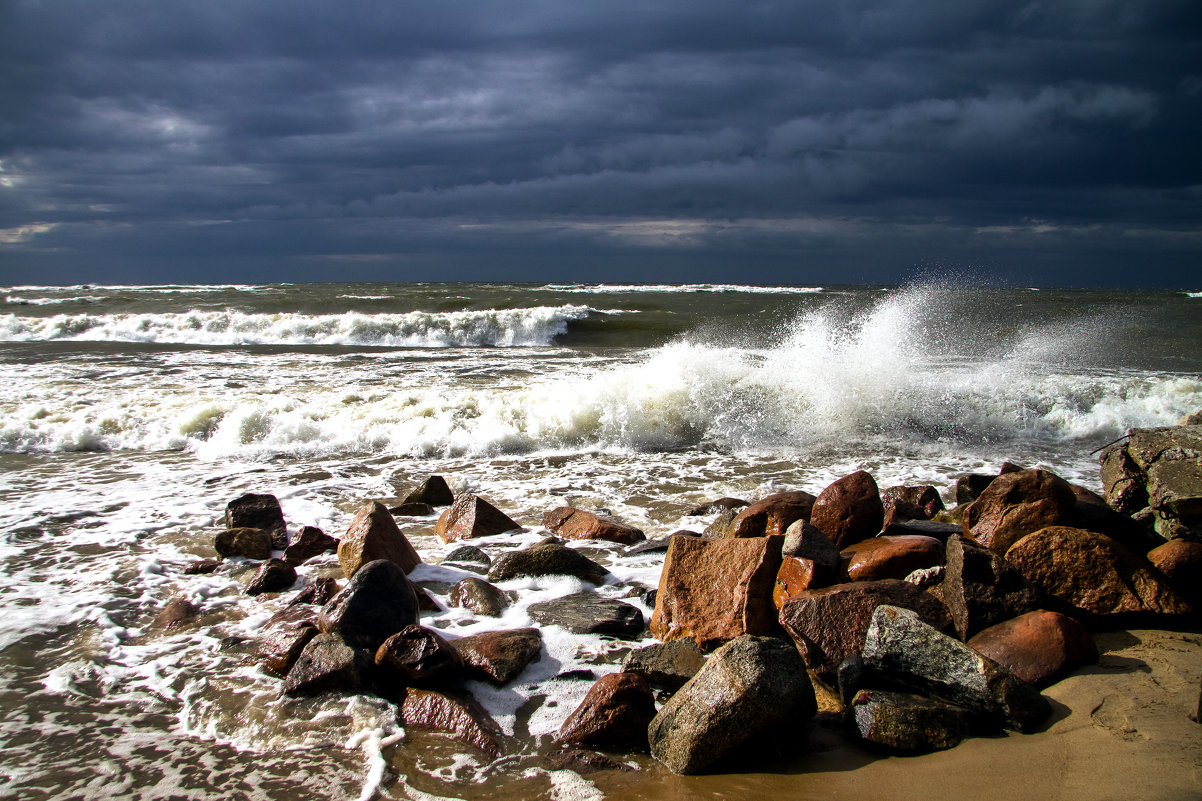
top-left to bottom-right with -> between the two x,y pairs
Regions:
882,485 -> 945,519
881,499 -> 929,528
451,628 -> 543,686
778,579 -> 950,679
246,558 -> 297,596
283,632 -> 369,697
1006,526 -> 1194,621
968,610 -> 1098,688
338,501 -> 422,578
154,597 -> 200,630
650,534 -> 783,651
283,526 -> 338,566
400,688 -> 505,758
542,506 -> 646,546
724,491 -> 816,538
434,494 -> 522,543
1147,538 -> 1202,606
260,620 -> 318,676
943,534 -> 1042,640
556,672 -> 656,750
963,469 -> 1077,554
214,527 -> 273,561
840,535 -> 944,583
375,625 -> 464,685
288,577 -> 340,607
774,555 -> 822,610
809,471 -> 885,549
226,493 -> 288,549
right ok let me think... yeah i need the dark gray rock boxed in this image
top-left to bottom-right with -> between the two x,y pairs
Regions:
449,577 -> 509,617
621,637 -> 706,690
388,502 -> 436,517
226,493 -> 288,549
880,519 -> 962,541
527,593 -> 645,639
318,559 -> 419,652
647,635 -> 817,775
487,541 -> 610,584
687,497 -> 749,516
287,576 -> 340,607
374,624 -> 464,686
955,474 -> 995,506
283,632 -> 369,697
848,689 -> 975,754
283,525 -> 338,566
781,520 -> 841,569
943,534 -> 1043,640
214,527 -> 273,560
401,475 -> 455,507
442,545 -> 491,572
246,558 -> 298,596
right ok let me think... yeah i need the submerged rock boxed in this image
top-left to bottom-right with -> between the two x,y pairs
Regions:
528,592 -> 645,638
226,493 -> 288,550
260,620 -> 318,677
487,541 -> 609,584
542,506 -> 646,545
214,527 -> 273,561
154,597 -> 200,630
442,545 -> 491,573
400,688 -> 505,758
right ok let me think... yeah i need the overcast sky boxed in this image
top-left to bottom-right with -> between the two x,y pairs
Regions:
1,1 -> 1199,287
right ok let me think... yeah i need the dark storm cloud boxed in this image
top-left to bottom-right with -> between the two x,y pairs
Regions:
1,0 -> 1199,285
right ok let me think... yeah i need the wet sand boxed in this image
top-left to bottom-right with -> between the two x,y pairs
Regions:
587,629 -> 1202,801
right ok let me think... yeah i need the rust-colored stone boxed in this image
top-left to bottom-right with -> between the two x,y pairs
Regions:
259,621 -> 317,676
963,469 -> 1076,554
541,506 -> 646,545
809,471 -> 884,549
725,491 -> 816,538
450,628 -> 543,686
650,535 -> 783,651
881,485 -> 945,520
400,688 -> 505,758
375,625 -> 464,685
337,501 -> 422,578
774,555 -> 820,610
434,494 -> 522,543
556,672 -> 656,750
967,609 -> 1098,688
840,535 -> 944,582
1147,538 -> 1202,606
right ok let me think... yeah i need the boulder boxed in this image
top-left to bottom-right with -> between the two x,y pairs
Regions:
318,559 -> 420,652
967,610 -> 1098,688
1102,425 -> 1202,537
779,579 -> 950,679
955,473 -> 996,506
154,597 -> 200,630
840,535 -> 944,583
650,535 -> 783,651
374,625 -> 464,685
776,517 -> 846,605
225,493 -> 288,549
1005,526 -> 1194,622
487,541 -> 609,585
1147,456 -> 1202,539
528,593 -> 645,639
1147,538 -> 1202,606
287,576 -> 340,607
400,688 -> 505,758
398,475 -> 454,506
687,497 -> 749,516
782,519 -> 841,566
620,638 -> 706,690
724,491 -> 816,538
881,499 -> 929,528
542,506 -> 646,546
283,632 -> 369,697
451,628 -> 543,686
647,635 -> 816,775
449,577 -> 509,617
283,525 -> 338,567
246,558 -> 298,596
848,689 -> 974,754
943,534 -> 1043,640
442,545 -> 490,573
881,519 -> 961,541
809,471 -> 884,549
774,556 -> 824,610
556,672 -> 657,750
434,494 -> 521,543
963,469 -> 1077,554
260,620 -> 318,676
881,485 -> 945,520
338,501 -> 422,578
861,605 -> 1050,733
1069,484 -> 1160,555
214,527 -> 273,561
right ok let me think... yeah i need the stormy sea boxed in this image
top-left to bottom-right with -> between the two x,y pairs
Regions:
1,281 -> 1199,800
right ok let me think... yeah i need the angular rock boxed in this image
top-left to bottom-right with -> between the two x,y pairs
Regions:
943,534 -> 1043,640
283,525 -> 338,566
774,555 -> 823,610
778,579 -> 950,680
400,688 -> 504,758
881,519 -> 961,541
881,485 -> 945,520
1102,425 -> 1202,536
955,473 -> 996,506
848,689 -> 974,754
620,638 -> 706,690
967,610 -> 1098,688
288,576 -> 340,607
246,558 -> 298,596
487,541 -> 609,585
777,514 -> 848,604
154,597 -> 200,630
401,475 -> 455,507
283,632 -> 368,697
542,506 -> 646,546
702,507 -> 740,538
809,471 -> 884,549
1148,455 -> 1202,538
449,577 -> 508,617
260,620 -> 318,676
963,469 -> 1077,554
782,519 -> 841,566
528,593 -> 645,639
1069,484 -> 1161,555
338,501 -> 422,578
1147,538 -> 1202,606
557,672 -> 656,750
226,493 -> 288,550
647,635 -> 816,775
451,628 -> 543,686
650,535 -> 783,651
375,624 -> 464,685
1005,526 -> 1194,621
725,491 -> 816,538
840,535 -> 944,583
434,494 -> 521,543
861,605 -> 1050,733
318,559 -> 420,652
214,527 -> 273,561
442,545 -> 491,572
881,499 -> 929,528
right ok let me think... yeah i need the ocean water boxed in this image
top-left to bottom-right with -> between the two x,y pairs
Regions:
0,281 -> 1199,800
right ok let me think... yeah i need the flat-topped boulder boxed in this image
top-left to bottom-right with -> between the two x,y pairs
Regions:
451,628 -> 543,686
338,501 -> 422,577
435,494 -> 522,542
848,689 -> 974,754
527,592 -> 645,638
542,506 -> 646,545
487,540 -> 610,584
943,534 -> 1043,640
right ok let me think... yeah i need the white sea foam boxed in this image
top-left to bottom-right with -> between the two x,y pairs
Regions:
1186,291 -> 1202,298
543,282 -> 823,294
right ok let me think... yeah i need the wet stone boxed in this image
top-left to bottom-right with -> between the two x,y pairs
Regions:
246,558 -> 297,596
527,593 -> 645,639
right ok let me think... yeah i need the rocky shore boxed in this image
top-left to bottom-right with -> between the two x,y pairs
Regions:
164,417 -> 1202,787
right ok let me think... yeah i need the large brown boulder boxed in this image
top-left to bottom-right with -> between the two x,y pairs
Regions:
779,579 -> 950,679
541,506 -> 645,545
840,535 -> 944,583
881,484 -> 945,520
723,491 -> 816,538
338,501 -> 422,578
435,494 -> 522,543
400,689 -> 505,758
450,628 -> 543,686
226,493 -> 288,549
556,672 -> 656,751
650,534 -> 783,651
1005,526 -> 1194,622
963,469 -> 1077,554
317,559 -> 420,652
942,534 -> 1043,640
1147,538 -> 1202,607
967,610 -> 1098,688
809,471 -> 884,549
